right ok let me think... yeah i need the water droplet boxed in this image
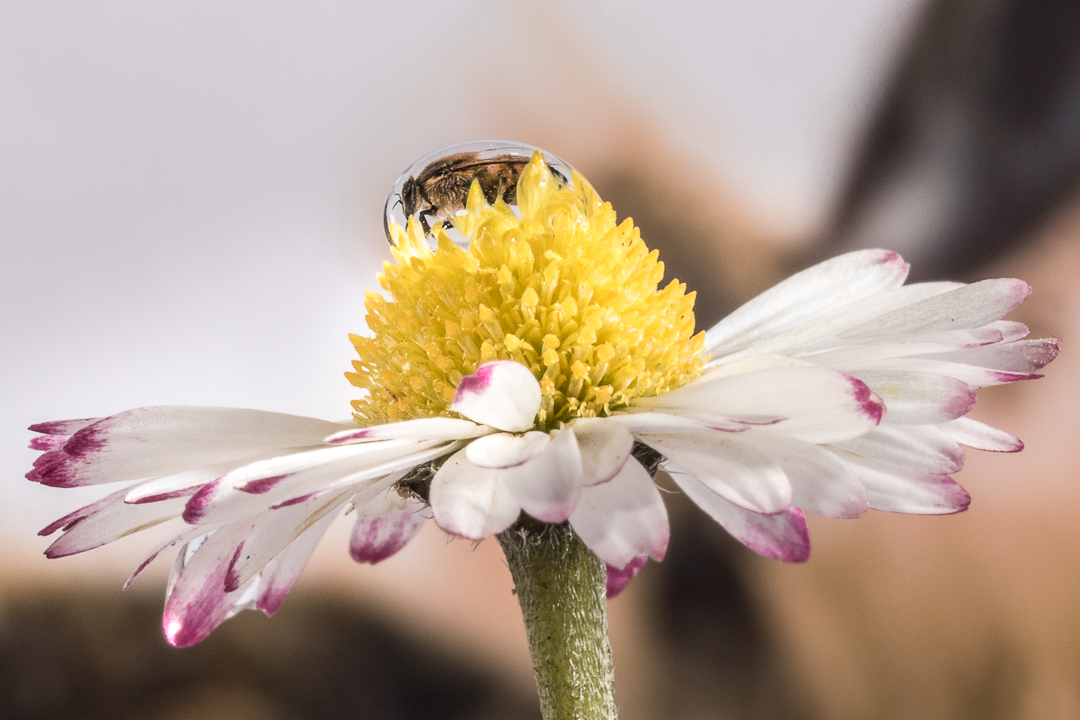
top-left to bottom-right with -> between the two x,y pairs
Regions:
384,140 -> 577,250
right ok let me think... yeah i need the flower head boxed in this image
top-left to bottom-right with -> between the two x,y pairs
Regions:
27,144 -> 1058,645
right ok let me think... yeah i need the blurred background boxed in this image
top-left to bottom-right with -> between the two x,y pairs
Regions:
2,1 -> 1079,718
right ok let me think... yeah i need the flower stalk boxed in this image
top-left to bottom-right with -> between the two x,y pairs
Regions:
498,523 -> 618,720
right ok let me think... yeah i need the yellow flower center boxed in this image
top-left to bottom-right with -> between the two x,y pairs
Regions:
348,152 -> 704,430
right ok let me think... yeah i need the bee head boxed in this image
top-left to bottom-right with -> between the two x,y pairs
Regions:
400,177 -> 421,218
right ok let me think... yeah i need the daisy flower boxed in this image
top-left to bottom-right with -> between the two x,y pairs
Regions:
27,143 -> 1057,649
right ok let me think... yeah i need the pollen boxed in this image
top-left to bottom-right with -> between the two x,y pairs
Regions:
349,152 -> 704,430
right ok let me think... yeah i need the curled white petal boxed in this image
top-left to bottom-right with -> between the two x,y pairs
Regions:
450,361 -> 541,432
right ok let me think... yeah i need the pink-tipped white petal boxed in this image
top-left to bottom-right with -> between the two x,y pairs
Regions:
938,417 -> 1023,452
349,492 -> 429,565
255,511 -> 339,616
325,417 -> 488,445
837,453 -> 970,514
704,249 -> 909,357
450,361 -> 541,432
636,430 -> 791,514
465,431 -> 550,468
923,337 -> 1059,373
672,472 -> 810,562
500,428 -> 583,523
569,459 -> 669,569
184,439 -> 450,526
43,488 -> 192,558
606,556 -> 648,598
839,278 -> 1031,339
224,489 -> 353,592
124,527 -> 204,590
855,370 -> 976,424
430,451 -> 522,539
640,363 -> 883,445
571,417 -> 635,485
28,418 -> 102,436
162,524 -> 253,647
30,407 -> 348,487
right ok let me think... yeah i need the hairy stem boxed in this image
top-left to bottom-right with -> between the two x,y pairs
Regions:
498,523 -> 617,720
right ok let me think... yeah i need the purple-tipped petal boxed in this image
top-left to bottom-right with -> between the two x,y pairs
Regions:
255,512 -> 338,616
43,488 -> 191,558
162,524 -> 254,647
450,361 -> 541,432
349,495 -> 428,565
223,489 -> 353,592
569,459 -> 669,569
30,407 -> 349,487
673,472 -> 811,562
28,418 -> 101,436
606,556 -> 648,598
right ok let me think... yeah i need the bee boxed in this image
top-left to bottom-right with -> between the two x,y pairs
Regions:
396,151 -> 566,236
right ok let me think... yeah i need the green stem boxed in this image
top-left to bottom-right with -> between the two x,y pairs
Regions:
497,523 -> 618,720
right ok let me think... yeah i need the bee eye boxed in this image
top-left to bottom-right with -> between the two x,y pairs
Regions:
383,139 -> 577,250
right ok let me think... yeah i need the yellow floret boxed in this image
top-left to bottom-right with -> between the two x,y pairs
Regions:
348,152 -> 704,429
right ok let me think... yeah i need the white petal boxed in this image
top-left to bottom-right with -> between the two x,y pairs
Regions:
571,417 -> 634,485
671,471 -> 810,562
569,459 -> 669,569
704,249 -> 909,357
839,278 -> 1031,339
325,417 -> 488,445
466,431 -> 550,468
450,361 -> 541,432
938,417 -> 1023,452
501,427 -> 583,523
854,370 -> 975,424
736,433 -> 868,519
640,363 -> 883,444
29,406 -> 348,487
613,412 -> 752,434
430,451 -> 521,539
831,424 -> 965,474
636,430 -> 791,514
